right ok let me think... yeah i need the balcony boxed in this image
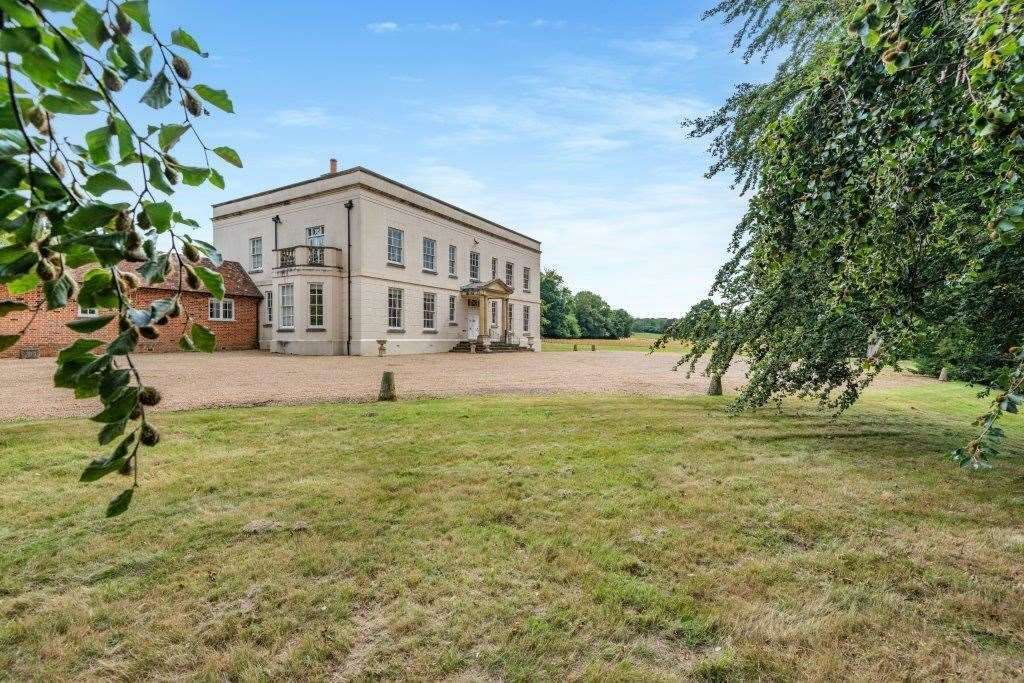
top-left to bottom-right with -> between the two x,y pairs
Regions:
275,245 -> 342,270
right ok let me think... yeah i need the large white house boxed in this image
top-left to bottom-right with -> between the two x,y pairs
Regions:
211,163 -> 542,355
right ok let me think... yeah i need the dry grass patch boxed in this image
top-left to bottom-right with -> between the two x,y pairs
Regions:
542,332 -> 681,353
0,384 -> 1022,680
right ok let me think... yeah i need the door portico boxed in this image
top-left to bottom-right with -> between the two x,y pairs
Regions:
460,279 -> 514,349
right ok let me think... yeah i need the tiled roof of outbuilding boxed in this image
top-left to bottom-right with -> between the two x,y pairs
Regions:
71,259 -> 262,298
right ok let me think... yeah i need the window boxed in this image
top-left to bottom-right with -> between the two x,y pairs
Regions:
505,261 -> 514,287
306,226 -> 325,266
309,283 -> 324,327
423,237 -> 436,272
249,237 -> 262,271
508,302 -> 514,330
448,295 -> 456,323
523,267 -> 531,292
423,292 -> 436,329
265,290 -> 273,323
448,244 -> 457,276
387,226 -> 404,264
490,300 -> 497,327
280,284 -> 294,328
209,298 -> 235,321
77,305 -> 98,317
524,305 -> 530,332
387,287 -> 403,329
469,251 -> 480,281
491,257 -> 497,280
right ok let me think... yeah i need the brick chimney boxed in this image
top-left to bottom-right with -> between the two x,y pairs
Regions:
329,158 -> 338,174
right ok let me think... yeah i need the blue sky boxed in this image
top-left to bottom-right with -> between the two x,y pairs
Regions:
149,1 -> 774,317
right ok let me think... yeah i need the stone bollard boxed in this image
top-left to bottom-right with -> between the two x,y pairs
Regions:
378,371 -> 397,401
470,341 -> 476,353
707,374 -> 723,396
376,339 -> 387,357
938,367 -> 949,382
591,344 -> 596,352
573,343 -> 578,351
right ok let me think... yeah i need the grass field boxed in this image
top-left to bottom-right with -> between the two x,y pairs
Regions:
1,383 -> 1023,680
542,332 -> 683,353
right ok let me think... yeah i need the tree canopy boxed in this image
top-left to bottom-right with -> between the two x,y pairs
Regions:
0,0 -> 238,513
675,0 -> 1024,467
540,268 -> 581,338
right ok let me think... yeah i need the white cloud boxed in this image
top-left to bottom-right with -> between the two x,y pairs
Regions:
613,38 -> 698,61
408,164 -> 486,198
531,19 -> 566,29
425,22 -> 461,32
267,107 -> 335,128
367,21 -> 399,33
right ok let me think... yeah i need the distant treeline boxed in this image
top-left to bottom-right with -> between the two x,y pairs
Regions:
540,269 -> 633,339
631,317 -> 675,334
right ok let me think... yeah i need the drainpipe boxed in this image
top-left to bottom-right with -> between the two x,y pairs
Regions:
272,214 -> 281,250
345,200 -> 354,355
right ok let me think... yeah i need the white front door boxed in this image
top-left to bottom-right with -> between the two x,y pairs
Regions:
468,310 -> 479,340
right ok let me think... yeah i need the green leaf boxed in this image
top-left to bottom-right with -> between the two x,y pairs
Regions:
192,239 -> 222,266
65,203 -> 118,231
178,165 -> 209,186
58,81 -> 104,102
57,338 -> 104,363
192,265 -> 224,299
114,118 -> 134,160
43,273 -> 75,309
99,368 -> 130,401
119,0 -> 152,32
0,334 -> 18,352
98,418 -> 127,446
194,84 -> 234,113
146,157 -> 173,195
158,123 -> 189,151
21,48 -> 62,89
67,313 -> 115,333
0,27 -> 42,53
53,37 -> 83,80
81,434 -> 135,481
213,146 -> 242,168
107,329 -> 138,356
35,0 -> 82,10
171,28 -> 208,56
90,387 -> 138,423
191,322 -> 215,352
72,3 -> 107,49
0,300 -> 28,316
7,272 -> 38,295
105,488 -> 134,517
40,94 -> 98,115
208,167 -> 225,189
140,71 -> 172,109
86,125 -> 113,163
143,201 -> 173,231
84,171 -> 133,195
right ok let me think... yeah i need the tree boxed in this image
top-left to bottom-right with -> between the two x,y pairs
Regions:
632,317 -> 674,334
610,308 -> 633,339
540,268 -> 580,338
574,290 -> 614,339
678,0 -> 1024,467
0,0 -> 239,513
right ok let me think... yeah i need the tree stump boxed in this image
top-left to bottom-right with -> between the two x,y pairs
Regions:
378,371 -> 397,401
707,374 -> 723,396
938,367 -> 949,382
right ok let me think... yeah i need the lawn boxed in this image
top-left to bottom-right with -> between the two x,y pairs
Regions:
1,384 -> 1023,680
543,332 -> 682,353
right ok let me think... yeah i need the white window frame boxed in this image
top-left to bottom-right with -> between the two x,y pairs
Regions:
448,244 -> 457,276
523,267 -> 531,292
249,236 -> 263,272
448,294 -> 456,323
490,300 -> 497,327
280,284 -> 295,329
387,226 -> 404,265
469,251 -> 480,282
524,304 -> 530,333
491,257 -> 497,280
308,282 -> 324,328
423,292 -> 436,330
505,261 -> 514,287
265,290 -> 273,324
306,225 -> 325,266
208,297 -> 235,322
387,287 -> 403,330
77,305 -> 98,317
423,237 -> 437,272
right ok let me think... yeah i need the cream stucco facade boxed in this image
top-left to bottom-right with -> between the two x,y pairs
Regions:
211,166 -> 542,355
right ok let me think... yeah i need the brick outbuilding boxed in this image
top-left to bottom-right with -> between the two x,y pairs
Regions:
0,259 -> 261,359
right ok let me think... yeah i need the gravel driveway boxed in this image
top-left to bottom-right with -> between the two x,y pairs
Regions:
0,350 -> 935,421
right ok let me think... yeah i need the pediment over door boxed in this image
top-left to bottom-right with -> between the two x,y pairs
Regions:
459,278 -> 514,298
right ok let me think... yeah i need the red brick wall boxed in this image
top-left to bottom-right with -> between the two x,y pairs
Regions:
0,286 -> 259,358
